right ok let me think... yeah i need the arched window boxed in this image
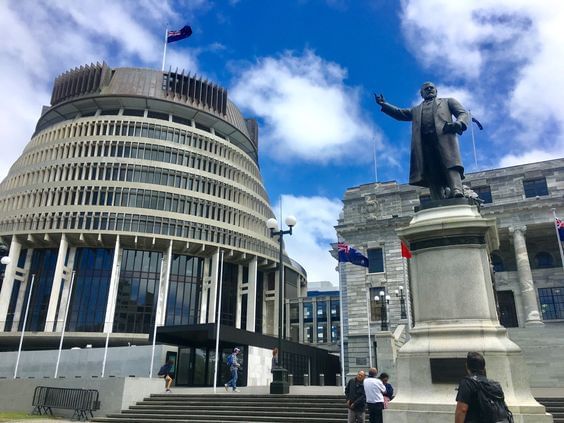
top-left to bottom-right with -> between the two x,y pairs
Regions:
491,253 -> 504,272
534,252 -> 553,269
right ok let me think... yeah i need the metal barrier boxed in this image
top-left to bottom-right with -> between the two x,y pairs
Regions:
32,386 -> 100,421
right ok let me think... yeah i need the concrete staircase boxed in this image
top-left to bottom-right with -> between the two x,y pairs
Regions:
91,394 -> 347,423
537,398 -> 564,423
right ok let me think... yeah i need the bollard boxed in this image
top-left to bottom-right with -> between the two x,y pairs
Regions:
304,373 -> 310,386
336,373 -> 342,386
288,374 -> 293,386
319,373 -> 325,386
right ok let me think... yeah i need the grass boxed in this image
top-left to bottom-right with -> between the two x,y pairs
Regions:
0,412 -> 58,421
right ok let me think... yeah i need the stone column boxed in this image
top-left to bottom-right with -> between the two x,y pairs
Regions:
44,235 -> 70,332
103,235 -> 121,333
0,237 -> 22,328
10,249 -> 33,332
509,226 -> 544,326
246,257 -> 257,332
235,264 -> 243,329
54,246 -> 77,332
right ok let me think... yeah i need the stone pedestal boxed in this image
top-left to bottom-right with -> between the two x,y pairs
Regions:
270,368 -> 289,394
385,202 -> 552,423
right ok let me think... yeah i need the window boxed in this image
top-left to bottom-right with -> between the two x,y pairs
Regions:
419,194 -> 431,204
539,287 -> 564,320
534,252 -> 554,269
368,248 -> 384,273
316,300 -> 327,321
369,287 -> 385,321
472,186 -> 493,204
491,253 -> 504,272
523,177 -> 548,198
303,302 -> 313,322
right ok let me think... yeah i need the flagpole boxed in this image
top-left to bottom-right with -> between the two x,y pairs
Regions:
54,270 -> 76,378
365,287 -> 373,367
161,25 -> 168,72
469,110 -> 479,171
552,209 -> 564,268
149,258 -> 165,378
338,262 -> 346,392
213,249 -> 224,393
14,274 -> 35,379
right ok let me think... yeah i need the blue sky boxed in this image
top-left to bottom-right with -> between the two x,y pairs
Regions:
1,0 -> 563,285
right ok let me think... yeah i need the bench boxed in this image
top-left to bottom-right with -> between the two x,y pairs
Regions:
32,386 -> 100,421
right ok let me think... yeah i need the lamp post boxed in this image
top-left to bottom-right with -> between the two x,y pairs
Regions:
266,215 -> 296,395
395,286 -> 407,319
375,290 -> 390,331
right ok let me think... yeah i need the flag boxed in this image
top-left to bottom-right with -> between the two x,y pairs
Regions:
401,241 -> 412,259
472,117 -> 483,130
338,242 -> 369,267
556,217 -> 564,242
167,25 -> 192,44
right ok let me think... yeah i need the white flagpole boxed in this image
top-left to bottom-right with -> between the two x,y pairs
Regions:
161,26 -> 168,72
102,263 -> 120,378
149,258 -> 165,378
338,262 -> 346,392
213,250 -> 225,393
469,110 -> 479,171
14,274 -> 35,379
54,270 -> 76,378
552,209 -> 564,268
365,287 -> 373,367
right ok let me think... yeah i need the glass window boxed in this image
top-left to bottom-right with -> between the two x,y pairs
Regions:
317,323 -> 327,343
534,252 -> 554,269
303,302 -> 313,322
165,254 -> 204,326
330,299 -> 340,320
472,185 -> 493,204
523,178 -> 549,198
491,253 -> 504,272
369,287 -> 385,321
368,248 -> 384,273
316,300 -> 327,321
289,303 -> 299,323
331,323 -> 340,342
419,194 -> 431,205
539,287 -> 564,320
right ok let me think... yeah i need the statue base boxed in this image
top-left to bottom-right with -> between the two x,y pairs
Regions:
270,368 -> 289,395
385,203 -> 552,422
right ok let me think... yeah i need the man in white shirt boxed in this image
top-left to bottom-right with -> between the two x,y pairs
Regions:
363,367 -> 387,423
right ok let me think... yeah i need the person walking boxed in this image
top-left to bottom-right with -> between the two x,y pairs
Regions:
345,370 -> 366,423
363,367 -> 387,423
224,347 -> 241,393
157,359 -> 175,393
378,372 -> 394,409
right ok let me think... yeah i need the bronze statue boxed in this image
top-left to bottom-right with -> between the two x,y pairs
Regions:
375,82 -> 469,200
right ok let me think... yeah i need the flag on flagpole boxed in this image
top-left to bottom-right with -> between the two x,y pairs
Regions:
338,242 -> 369,267
401,241 -> 412,259
556,217 -> 564,241
167,25 -> 192,43
471,117 -> 484,130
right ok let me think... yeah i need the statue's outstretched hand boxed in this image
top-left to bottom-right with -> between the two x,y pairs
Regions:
374,93 -> 385,106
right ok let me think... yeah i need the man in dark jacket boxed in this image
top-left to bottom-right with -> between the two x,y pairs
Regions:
345,370 -> 367,423
375,82 -> 469,200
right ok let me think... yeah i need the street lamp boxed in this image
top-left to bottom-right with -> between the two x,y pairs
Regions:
375,291 -> 390,331
394,286 -> 407,319
266,215 -> 296,395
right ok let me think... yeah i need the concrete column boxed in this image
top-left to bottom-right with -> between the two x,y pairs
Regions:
510,226 -> 544,326
44,235 -> 69,332
103,235 -> 121,333
206,250 -> 220,323
54,247 -> 77,332
235,264 -> 243,329
246,257 -> 257,332
155,240 -> 173,326
298,298 -> 304,343
199,257 -> 211,324
312,297 -> 318,343
0,237 -> 22,328
10,249 -> 33,332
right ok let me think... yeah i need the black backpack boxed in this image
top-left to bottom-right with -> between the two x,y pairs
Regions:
468,376 -> 514,423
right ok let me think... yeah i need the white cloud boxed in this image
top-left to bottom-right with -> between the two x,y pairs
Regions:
0,0 -> 200,180
273,195 -> 342,285
230,50 -> 378,163
400,0 -> 564,167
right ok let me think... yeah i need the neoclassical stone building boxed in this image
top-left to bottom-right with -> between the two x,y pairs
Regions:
0,63 -> 325,385
336,158 -> 564,378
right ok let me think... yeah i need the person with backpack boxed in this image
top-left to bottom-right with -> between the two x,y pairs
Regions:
455,351 -> 513,423
157,359 -> 175,393
224,347 -> 241,392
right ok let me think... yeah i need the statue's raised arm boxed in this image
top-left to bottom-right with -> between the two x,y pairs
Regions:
374,82 -> 469,201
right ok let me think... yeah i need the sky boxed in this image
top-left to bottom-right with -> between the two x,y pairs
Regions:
1,0 -> 563,286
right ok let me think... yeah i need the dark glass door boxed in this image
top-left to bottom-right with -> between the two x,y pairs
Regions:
497,290 -> 518,328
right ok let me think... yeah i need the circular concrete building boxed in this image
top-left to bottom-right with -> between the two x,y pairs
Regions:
0,63 -> 306,352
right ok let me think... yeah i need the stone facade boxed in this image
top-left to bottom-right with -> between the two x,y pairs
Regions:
336,158 -> 564,380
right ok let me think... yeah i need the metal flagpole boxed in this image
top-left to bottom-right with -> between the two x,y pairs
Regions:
149,258 -> 165,378
14,274 -> 35,379
365,287 -> 373,367
102,264 -> 120,377
552,209 -> 564,268
469,110 -> 479,171
54,270 -> 76,378
161,26 -> 168,71
213,250 -> 225,393
337,262 -> 346,392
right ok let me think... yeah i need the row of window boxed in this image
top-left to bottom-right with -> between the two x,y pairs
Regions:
1,161 -> 269,216
491,251 -> 559,271
22,117 -> 258,178
0,211 -> 277,258
419,178 -> 550,205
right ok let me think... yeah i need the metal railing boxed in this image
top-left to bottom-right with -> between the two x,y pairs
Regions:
32,386 -> 100,421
